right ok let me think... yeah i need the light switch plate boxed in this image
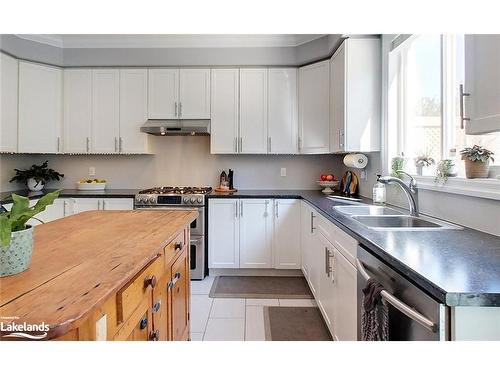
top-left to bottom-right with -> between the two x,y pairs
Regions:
280,168 -> 287,177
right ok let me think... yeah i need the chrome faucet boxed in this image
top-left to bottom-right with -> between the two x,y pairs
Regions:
377,171 -> 419,216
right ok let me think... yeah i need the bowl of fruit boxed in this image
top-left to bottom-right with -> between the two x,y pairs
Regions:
77,178 -> 107,190
317,174 -> 339,194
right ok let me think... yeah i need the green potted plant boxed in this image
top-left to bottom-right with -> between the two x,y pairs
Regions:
460,145 -> 495,178
9,161 -> 64,192
435,159 -> 456,183
391,154 -> 407,178
415,154 -> 435,176
0,191 -> 60,277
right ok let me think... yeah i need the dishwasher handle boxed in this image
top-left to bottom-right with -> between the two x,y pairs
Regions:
356,259 -> 437,333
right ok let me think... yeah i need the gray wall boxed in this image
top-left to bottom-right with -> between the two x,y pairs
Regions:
1,136 -> 343,191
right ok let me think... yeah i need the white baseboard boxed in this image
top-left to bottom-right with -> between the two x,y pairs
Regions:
208,268 -> 304,277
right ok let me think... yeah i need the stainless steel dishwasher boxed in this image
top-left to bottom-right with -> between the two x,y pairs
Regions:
357,245 -> 450,340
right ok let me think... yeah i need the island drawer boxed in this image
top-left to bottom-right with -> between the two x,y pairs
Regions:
163,229 -> 186,265
116,254 -> 165,323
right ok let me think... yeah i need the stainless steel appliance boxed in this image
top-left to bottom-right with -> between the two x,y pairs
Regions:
134,186 -> 212,280
140,119 -> 210,136
357,245 -> 450,340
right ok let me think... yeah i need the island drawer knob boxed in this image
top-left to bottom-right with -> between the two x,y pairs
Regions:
174,242 -> 182,251
144,275 -> 157,289
139,317 -> 148,330
149,329 -> 160,341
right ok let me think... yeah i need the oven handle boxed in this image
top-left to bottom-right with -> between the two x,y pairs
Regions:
190,238 -> 203,244
356,259 -> 437,332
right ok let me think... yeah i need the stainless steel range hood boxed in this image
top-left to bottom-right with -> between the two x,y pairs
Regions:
140,119 -> 210,136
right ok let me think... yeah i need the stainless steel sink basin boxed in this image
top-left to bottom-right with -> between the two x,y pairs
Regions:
350,215 -> 462,231
333,205 -> 402,216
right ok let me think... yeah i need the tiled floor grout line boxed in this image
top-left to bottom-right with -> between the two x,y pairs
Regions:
201,293 -> 214,341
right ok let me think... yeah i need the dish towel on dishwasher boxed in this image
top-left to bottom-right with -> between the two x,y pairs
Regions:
361,278 -> 389,341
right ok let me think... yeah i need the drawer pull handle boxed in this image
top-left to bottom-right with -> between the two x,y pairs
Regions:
174,242 -> 182,251
153,300 -> 162,313
144,275 -> 157,289
149,329 -> 160,341
139,317 -> 148,330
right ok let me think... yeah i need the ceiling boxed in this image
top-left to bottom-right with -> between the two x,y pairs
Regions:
15,34 -> 328,49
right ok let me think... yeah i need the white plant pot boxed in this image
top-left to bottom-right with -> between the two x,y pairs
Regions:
27,178 -> 45,192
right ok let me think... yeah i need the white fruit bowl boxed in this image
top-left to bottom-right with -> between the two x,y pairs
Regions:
317,180 -> 340,194
77,182 -> 106,191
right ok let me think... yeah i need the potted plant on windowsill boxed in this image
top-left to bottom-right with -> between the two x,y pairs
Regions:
0,191 -> 60,277
9,161 -> 64,192
415,154 -> 435,176
460,145 -> 495,179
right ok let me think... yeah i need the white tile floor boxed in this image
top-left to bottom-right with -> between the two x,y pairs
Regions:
190,276 -> 317,341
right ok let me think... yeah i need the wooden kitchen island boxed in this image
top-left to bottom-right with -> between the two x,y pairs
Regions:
0,209 -> 198,341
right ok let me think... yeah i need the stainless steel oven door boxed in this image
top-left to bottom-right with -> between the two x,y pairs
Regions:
134,206 -> 205,236
190,236 -> 205,280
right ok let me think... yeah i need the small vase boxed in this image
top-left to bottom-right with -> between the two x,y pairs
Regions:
463,158 -> 490,179
415,165 -> 423,176
27,178 -> 45,192
0,226 -> 34,277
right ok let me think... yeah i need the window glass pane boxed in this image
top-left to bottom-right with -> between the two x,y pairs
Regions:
404,35 -> 442,175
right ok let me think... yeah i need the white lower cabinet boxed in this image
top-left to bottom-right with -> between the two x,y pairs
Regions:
70,197 -> 133,213
208,198 -> 301,270
300,201 -> 315,280
239,199 -> 273,268
316,231 -> 335,332
274,199 -> 301,269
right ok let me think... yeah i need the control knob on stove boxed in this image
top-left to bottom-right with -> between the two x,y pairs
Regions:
183,197 -> 189,204
190,197 -> 196,204
148,196 -> 156,204
197,197 -> 203,203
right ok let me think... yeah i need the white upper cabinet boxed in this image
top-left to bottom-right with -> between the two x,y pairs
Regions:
298,60 -> 330,154
147,68 -> 178,119
179,69 -> 210,119
210,69 -> 239,154
92,69 -> 120,153
273,199 -> 301,269
464,35 -> 500,134
330,38 -> 381,152
209,199 -> 240,269
1,53 -> 18,153
239,69 -> 268,154
239,199 -> 273,268
268,68 -> 298,154
63,69 -> 92,153
18,62 -> 62,153
119,69 -> 150,153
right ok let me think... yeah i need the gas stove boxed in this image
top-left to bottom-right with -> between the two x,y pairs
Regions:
135,186 -> 212,207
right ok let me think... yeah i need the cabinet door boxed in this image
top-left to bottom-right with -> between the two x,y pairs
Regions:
152,268 -> 172,341
170,249 -> 190,341
298,60 -> 330,154
210,69 -> 239,154
239,69 -> 268,154
1,53 -> 18,152
330,44 -> 345,153
92,70 -> 120,153
268,68 -> 298,154
63,69 -> 92,153
102,198 -> 134,210
465,35 -> 500,134
208,199 -> 239,268
119,69 -> 149,153
148,69 -> 179,119
300,202 -> 312,279
317,232 -> 335,334
71,198 -> 100,213
179,69 -> 210,119
18,62 -> 62,153
333,248 -> 357,341
36,198 -> 66,223
239,199 -> 273,268
274,199 -> 301,269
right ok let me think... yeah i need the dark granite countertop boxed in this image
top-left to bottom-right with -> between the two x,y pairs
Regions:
208,189 -> 500,307
0,189 -> 139,204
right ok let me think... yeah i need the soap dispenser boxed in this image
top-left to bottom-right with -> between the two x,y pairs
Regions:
373,174 -> 386,205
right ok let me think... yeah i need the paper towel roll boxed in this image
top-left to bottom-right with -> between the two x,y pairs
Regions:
343,153 -> 368,169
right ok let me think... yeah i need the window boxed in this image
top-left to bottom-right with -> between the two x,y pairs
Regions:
388,34 -> 500,178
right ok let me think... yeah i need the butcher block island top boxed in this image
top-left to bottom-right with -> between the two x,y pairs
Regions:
0,209 -> 198,341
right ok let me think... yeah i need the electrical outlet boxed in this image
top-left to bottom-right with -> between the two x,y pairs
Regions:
280,168 -> 287,177
88,167 -> 96,176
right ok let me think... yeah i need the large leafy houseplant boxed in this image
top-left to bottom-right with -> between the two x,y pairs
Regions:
9,161 -> 64,191
460,145 -> 495,179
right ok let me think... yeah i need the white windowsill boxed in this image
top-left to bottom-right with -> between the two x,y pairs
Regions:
413,175 -> 500,201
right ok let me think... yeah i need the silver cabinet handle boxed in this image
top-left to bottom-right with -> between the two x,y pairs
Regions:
265,200 -> 269,216
325,247 -> 333,277
175,102 -> 178,117
97,200 -> 101,210
240,201 -> 243,217
63,199 -> 67,217
239,137 -> 243,153
119,137 -> 123,153
459,84 -> 470,129
86,137 -> 90,153
57,137 -> 60,152
356,259 -> 437,332
310,212 -> 316,234
275,201 -> 279,218
179,102 -> 182,117
267,137 -> 271,153
114,137 -> 118,152
235,137 -> 238,153
102,200 -> 106,210
235,201 -> 238,218
298,136 -> 301,150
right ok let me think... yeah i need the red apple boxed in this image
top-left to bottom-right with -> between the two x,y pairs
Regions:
326,174 -> 334,181
320,174 -> 327,181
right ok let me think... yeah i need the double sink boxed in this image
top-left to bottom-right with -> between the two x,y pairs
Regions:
332,205 -> 462,231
